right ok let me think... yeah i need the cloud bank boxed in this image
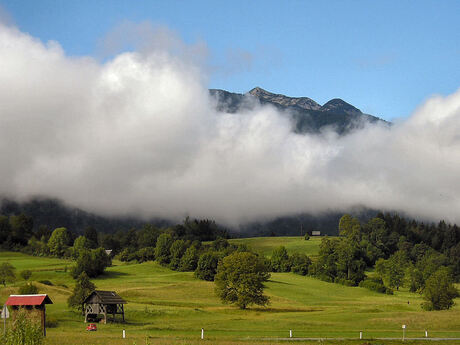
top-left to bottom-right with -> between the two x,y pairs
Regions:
1,23 -> 460,226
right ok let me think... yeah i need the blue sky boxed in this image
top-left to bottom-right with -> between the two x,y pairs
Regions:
1,0 -> 459,121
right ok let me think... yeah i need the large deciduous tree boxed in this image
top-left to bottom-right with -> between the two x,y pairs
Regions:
48,227 -> 71,257
215,252 -> 270,309
422,267 -> 459,310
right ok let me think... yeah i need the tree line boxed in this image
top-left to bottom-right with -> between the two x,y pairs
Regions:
309,213 -> 460,310
1,210 -> 459,311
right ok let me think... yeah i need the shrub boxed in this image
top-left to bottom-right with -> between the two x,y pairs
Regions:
117,247 -> 137,262
135,247 -> 156,263
20,270 -> 32,281
359,278 -> 393,294
19,283 -> 39,294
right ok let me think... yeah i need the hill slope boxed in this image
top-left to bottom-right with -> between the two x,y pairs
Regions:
1,251 -> 459,345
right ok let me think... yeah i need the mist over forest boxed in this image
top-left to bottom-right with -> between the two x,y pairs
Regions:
1,22 -> 460,231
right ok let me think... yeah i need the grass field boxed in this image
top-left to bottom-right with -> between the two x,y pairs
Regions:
1,246 -> 460,345
229,236 -> 322,257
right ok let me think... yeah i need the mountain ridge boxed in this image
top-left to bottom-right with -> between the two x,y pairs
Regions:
210,87 -> 387,135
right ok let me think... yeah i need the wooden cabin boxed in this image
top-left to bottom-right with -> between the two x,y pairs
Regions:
83,290 -> 126,324
5,294 -> 53,336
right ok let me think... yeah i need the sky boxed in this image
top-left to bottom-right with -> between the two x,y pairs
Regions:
0,1 -> 460,226
1,0 -> 459,121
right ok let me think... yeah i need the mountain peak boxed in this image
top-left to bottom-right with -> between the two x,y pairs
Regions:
321,98 -> 362,116
248,86 -> 272,96
248,87 -> 321,111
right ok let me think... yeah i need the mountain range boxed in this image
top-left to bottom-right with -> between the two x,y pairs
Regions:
210,87 -> 386,135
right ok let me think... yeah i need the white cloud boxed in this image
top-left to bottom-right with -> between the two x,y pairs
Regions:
1,23 -> 459,225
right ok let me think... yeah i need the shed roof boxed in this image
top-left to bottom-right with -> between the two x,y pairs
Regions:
83,290 -> 126,304
6,294 -> 53,306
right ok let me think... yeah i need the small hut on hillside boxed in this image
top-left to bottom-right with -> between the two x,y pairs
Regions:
83,290 -> 126,324
5,294 -> 53,336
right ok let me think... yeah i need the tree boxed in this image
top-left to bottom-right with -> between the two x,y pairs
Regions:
290,253 -> 311,275
68,272 -> 96,313
0,262 -> 16,286
48,227 -> 70,257
20,269 -> 32,281
310,238 -> 339,281
195,251 -> 219,281
179,245 -> 199,271
71,236 -> 90,259
169,239 -> 186,270
271,246 -> 291,272
71,248 -> 111,278
335,239 -> 366,284
215,252 -> 270,309
386,251 -> 407,290
339,214 -> 361,239
0,215 -> 11,245
84,226 -> 99,249
155,233 -> 173,265
422,267 -> 459,310
8,213 -> 34,247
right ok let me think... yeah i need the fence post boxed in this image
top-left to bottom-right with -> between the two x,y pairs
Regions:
289,330 -> 292,338
201,328 -> 204,339
360,331 -> 363,339
122,329 -> 125,338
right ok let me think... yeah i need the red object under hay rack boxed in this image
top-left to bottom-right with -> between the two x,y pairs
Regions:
86,323 -> 97,331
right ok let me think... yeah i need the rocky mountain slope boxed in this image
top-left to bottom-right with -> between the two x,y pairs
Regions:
210,87 -> 386,135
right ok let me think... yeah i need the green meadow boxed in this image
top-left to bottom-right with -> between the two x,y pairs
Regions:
228,236 -> 322,257
1,237 -> 460,345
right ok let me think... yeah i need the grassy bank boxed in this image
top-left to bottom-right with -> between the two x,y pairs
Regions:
229,236 -> 321,257
0,249 -> 459,345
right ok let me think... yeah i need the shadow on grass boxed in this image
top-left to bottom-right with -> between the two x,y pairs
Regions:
96,270 -> 130,280
250,307 -> 322,313
267,279 -> 294,285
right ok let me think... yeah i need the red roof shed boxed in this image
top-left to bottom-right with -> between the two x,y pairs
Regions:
5,294 -> 53,336
6,294 -> 53,306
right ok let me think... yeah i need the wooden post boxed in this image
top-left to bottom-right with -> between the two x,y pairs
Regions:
43,305 -> 46,337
